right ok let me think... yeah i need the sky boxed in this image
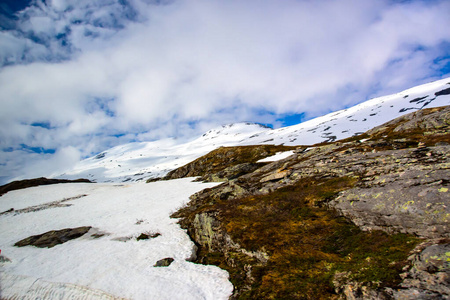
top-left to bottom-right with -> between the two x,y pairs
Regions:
0,0 -> 449,184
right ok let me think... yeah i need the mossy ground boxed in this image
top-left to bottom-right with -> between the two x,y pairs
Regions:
164,145 -> 297,180
188,177 -> 420,299
173,107 -> 450,298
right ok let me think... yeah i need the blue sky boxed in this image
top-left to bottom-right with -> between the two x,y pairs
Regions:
0,0 -> 449,184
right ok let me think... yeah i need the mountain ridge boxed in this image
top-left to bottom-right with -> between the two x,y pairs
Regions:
56,77 -> 450,184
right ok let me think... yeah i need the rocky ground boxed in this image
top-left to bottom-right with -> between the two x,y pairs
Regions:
171,106 -> 450,299
0,177 -> 91,196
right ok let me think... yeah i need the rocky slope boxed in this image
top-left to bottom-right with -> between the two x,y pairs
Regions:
170,106 -> 450,299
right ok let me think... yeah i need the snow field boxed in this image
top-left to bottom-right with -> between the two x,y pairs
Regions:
0,179 -> 233,300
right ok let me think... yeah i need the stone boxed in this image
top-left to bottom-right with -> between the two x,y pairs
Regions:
260,169 -> 292,183
154,258 -> 174,267
14,226 -> 92,248
393,240 -> 450,299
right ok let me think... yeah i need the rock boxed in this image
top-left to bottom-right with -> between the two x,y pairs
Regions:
393,240 -> 450,299
328,152 -> 450,239
163,145 -> 296,181
0,255 -> 12,263
367,106 -> 450,137
171,106 -> 450,299
146,177 -> 162,183
201,162 -> 262,182
14,227 -> 92,248
0,208 -> 14,215
136,232 -> 161,240
154,257 -> 174,267
192,212 -> 222,250
260,168 -> 292,183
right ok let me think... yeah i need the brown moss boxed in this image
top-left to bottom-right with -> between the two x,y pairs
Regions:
164,145 -> 297,180
178,176 -> 420,299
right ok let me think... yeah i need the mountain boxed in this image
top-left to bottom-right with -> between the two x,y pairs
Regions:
58,123 -> 272,183
170,105 -> 450,299
1,79 -> 449,300
59,78 -> 450,183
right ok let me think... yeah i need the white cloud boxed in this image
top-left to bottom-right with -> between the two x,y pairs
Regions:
0,0 -> 449,183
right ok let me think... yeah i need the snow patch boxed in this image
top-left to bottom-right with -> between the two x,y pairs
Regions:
257,151 -> 295,163
0,179 -> 233,300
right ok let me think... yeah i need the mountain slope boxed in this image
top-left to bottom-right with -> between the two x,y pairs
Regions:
171,105 -> 450,299
59,78 -> 450,183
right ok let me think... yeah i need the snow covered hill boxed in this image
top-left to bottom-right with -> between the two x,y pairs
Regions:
59,78 -> 450,183
58,123 -> 272,183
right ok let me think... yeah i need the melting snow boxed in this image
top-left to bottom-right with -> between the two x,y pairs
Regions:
0,179 -> 233,300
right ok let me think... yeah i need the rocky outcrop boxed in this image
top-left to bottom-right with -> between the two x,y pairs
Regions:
335,238 -> 450,300
1,194 -> 88,216
200,162 -> 262,182
394,239 -> 450,299
172,106 -> 450,299
366,105 -> 450,137
327,146 -> 450,239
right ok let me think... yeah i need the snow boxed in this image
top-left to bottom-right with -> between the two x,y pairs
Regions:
0,179 -> 233,300
1,78 -> 449,299
58,78 -> 450,184
58,123 -> 272,183
257,151 -> 295,163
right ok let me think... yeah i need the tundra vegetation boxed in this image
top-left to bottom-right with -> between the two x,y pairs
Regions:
171,106 -> 450,299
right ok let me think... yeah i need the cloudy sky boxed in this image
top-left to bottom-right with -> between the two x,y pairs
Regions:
0,0 -> 449,184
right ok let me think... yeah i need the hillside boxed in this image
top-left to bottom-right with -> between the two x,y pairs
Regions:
58,78 -> 450,184
171,105 -> 450,299
1,79 -> 449,300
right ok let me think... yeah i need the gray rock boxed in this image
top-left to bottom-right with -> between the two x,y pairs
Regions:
14,226 -> 92,248
328,149 -> 450,239
393,240 -> 450,299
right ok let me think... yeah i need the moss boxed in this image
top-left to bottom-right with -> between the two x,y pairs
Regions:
164,145 -> 297,180
179,176 -> 420,299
